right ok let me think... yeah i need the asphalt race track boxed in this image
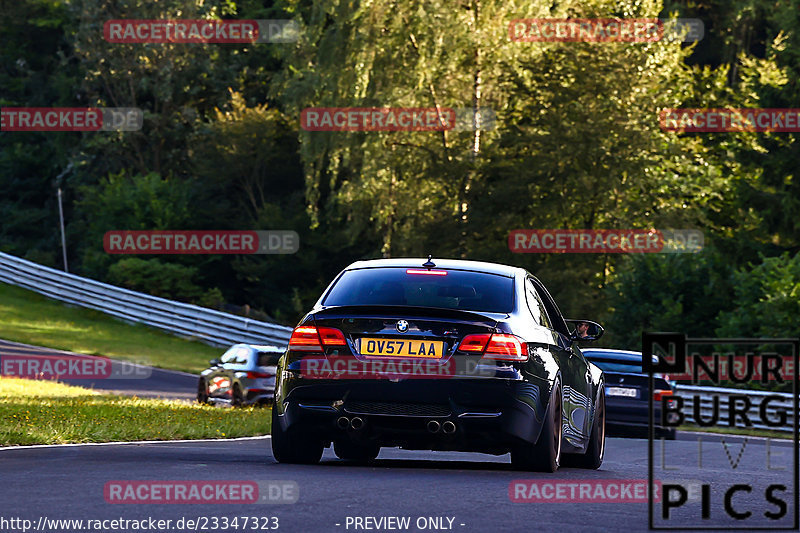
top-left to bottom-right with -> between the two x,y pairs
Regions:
0,339 -> 197,400
0,433 -> 795,533
0,339 -> 796,532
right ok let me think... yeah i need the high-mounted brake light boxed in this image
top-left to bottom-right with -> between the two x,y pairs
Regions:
406,269 -> 447,276
289,325 -> 347,351
458,333 -> 528,362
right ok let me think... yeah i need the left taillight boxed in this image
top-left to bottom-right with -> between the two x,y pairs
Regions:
458,333 -> 528,362
288,325 -> 346,352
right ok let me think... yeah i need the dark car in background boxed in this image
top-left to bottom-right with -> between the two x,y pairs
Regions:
272,257 -> 607,472
198,344 -> 284,406
582,348 -> 678,439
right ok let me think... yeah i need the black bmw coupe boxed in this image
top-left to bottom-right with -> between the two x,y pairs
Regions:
272,257 -> 606,472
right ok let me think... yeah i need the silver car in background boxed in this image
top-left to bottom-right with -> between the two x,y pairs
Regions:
197,344 -> 284,406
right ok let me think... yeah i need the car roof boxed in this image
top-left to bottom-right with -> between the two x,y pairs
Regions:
231,343 -> 285,352
582,348 -> 658,363
343,258 -> 524,278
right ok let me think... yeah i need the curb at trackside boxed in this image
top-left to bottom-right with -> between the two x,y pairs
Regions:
0,434 -> 271,452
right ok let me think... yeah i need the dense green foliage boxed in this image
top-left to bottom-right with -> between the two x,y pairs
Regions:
1,0 -> 798,347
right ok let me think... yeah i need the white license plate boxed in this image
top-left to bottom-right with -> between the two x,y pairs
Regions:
606,386 -> 639,398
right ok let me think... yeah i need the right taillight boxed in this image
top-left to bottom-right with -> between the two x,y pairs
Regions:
288,325 -> 347,352
655,389 -> 678,409
458,333 -> 528,362
654,389 -> 674,402
484,334 -> 528,361
458,334 -> 491,352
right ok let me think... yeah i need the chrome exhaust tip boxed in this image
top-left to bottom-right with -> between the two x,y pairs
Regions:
442,421 -> 457,434
336,416 -> 350,429
427,420 -> 441,433
350,417 -> 364,430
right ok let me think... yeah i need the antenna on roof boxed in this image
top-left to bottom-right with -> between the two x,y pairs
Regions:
423,255 -> 436,269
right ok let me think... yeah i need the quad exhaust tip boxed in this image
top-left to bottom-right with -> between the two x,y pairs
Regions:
427,420 -> 441,433
350,417 -> 364,430
442,421 -> 457,434
336,416 -> 350,429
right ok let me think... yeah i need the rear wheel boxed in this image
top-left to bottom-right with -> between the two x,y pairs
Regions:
333,439 -> 380,463
563,388 -> 605,469
512,381 -> 562,472
270,407 -> 324,464
658,427 -> 677,440
196,380 -> 209,404
231,384 -> 244,407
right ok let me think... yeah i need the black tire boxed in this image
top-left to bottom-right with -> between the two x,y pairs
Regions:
659,427 -> 677,440
231,384 -> 244,407
271,406 -> 324,464
511,380 -> 562,472
196,380 -> 209,404
333,439 -> 380,463
563,388 -> 605,469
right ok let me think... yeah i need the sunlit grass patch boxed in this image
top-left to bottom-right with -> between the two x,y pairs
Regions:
677,424 -> 792,440
0,377 -> 270,446
0,283 -> 222,373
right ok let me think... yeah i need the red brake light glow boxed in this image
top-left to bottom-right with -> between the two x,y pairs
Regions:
289,326 -> 321,350
484,334 -> 528,361
406,269 -> 447,276
654,389 -> 674,402
458,334 -> 491,352
289,325 -> 347,351
458,333 -> 528,361
318,327 -> 347,346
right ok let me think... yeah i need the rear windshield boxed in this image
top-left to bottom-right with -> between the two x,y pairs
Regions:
322,268 -> 514,313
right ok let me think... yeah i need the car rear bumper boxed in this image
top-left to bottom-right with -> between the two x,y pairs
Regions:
605,399 -> 676,434
275,376 -> 549,452
244,389 -> 274,405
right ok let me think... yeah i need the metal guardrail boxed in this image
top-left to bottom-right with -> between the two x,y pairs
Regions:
0,251 -> 292,348
1,248 -> 795,427
675,384 -> 794,433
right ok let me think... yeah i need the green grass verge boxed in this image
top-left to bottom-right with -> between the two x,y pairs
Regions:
0,377 -> 270,446
0,282 -> 222,374
678,424 -> 792,440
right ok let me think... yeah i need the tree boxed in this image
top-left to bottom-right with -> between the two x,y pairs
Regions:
603,247 -> 735,350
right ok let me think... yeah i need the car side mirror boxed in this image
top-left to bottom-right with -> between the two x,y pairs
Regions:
565,319 -> 604,342
209,358 -> 221,366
